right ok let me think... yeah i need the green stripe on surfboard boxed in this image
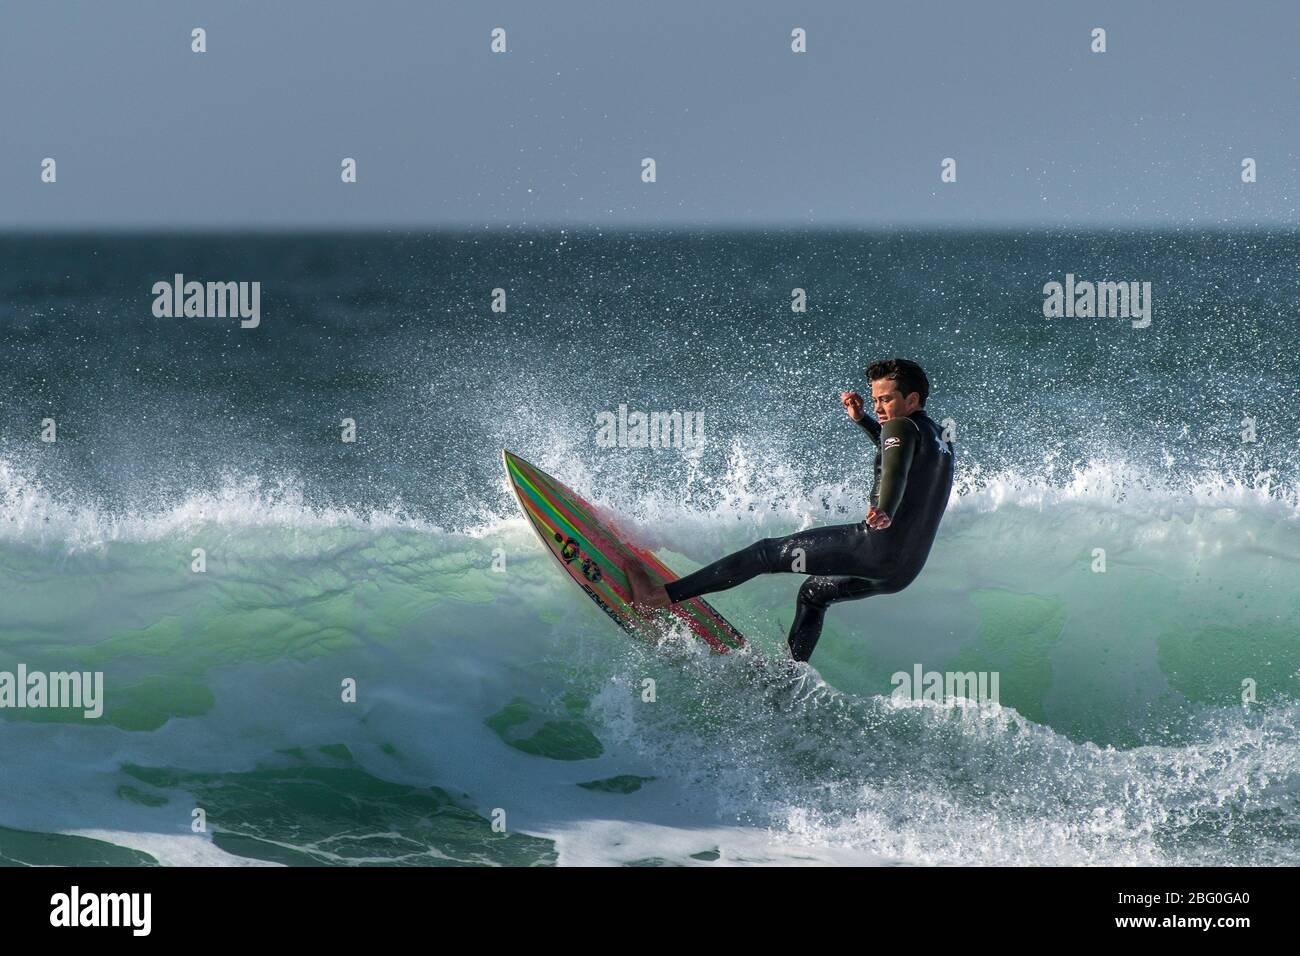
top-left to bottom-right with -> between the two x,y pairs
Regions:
502,450 -> 745,652
505,449 -> 742,648
505,456 -> 635,625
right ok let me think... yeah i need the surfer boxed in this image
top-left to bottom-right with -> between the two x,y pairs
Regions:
627,358 -> 954,662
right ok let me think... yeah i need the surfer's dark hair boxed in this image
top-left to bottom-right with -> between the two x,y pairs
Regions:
867,358 -> 930,407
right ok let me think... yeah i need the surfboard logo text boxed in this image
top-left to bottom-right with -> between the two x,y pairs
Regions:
553,531 -> 602,583
595,405 -> 703,449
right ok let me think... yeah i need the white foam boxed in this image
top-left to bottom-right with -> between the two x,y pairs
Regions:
0,457 -> 440,551
3,445 -> 1297,554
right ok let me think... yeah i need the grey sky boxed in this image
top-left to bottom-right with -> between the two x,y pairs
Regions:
2,0 -> 1296,229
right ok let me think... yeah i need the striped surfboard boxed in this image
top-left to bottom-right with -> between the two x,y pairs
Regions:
502,449 -> 746,653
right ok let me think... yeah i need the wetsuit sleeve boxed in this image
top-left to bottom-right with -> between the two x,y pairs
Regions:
853,413 -> 881,445
874,418 -> 917,516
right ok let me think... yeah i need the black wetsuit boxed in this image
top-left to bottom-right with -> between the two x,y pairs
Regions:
664,409 -> 955,661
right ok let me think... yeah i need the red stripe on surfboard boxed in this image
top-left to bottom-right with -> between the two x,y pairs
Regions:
519,494 -> 732,649
524,469 -> 639,583
510,458 -> 665,618
513,484 -> 640,617
510,458 -> 622,566
507,453 -> 740,651
517,460 -> 741,649
513,458 -> 663,582
510,464 -> 714,645
513,482 -> 640,621
621,540 -> 741,647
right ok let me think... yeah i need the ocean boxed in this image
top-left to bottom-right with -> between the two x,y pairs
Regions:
1,229 -> 1297,865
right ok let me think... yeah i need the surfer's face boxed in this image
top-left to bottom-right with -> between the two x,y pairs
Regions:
870,379 -> 920,422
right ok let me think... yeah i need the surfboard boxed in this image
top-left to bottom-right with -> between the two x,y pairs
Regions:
501,449 -> 746,653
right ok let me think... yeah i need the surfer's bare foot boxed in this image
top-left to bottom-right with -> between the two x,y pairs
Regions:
626,559 -> 672,611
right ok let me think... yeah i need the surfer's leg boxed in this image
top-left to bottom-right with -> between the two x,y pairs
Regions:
787,575 -> 890,662
661,536 -> 784,603
664,522 -> 884,604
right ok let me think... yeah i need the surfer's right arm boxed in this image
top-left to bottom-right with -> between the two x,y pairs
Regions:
841,391 -> 881,444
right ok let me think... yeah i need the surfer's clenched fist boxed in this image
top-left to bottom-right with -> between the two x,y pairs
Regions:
840,390 -> 866,421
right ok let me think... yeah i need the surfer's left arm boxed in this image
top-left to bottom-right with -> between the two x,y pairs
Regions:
867,418 -> 917,528
841,391 -> 881,444
854,413 -> 882,445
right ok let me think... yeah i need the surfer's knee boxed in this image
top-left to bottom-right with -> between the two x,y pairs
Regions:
750,536 -> 784,571
796,576 -> 833,609
881,568 -> 919,593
